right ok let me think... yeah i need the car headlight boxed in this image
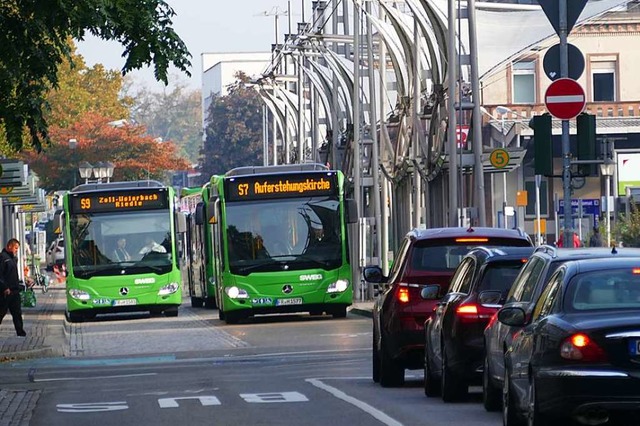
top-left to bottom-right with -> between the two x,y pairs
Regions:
327,279 -> 349,293
225,286 -> 249,299
69,288 -> 91,300
158,282 -> 180,295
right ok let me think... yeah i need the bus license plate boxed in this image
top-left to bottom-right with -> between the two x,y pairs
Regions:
113,299 -> 137,306
276,298 -> 303,306
629,339 -> 640,356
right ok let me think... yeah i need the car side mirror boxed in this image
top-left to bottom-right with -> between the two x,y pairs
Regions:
497,307 -> 527,327
420,284 -> 441,300
479,290 -> 502,306
345,199 -> 358,224
363,266 -> 386,283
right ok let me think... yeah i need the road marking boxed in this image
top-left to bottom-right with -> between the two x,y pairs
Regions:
306,378 -> 403,426
57,402 -> 128,413
158,396 -> 221,408
240,392 -> 308,403
34,372 -> 157,382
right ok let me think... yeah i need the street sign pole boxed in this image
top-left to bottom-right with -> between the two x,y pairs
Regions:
559,0 -> 573,247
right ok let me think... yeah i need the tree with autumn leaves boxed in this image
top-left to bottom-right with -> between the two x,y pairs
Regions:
11,46 -> 191,191
21,113 -> 189,191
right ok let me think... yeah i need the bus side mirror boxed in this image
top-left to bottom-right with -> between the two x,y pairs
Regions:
175,212 -> 187,233
345,199 -> 358,223
195,202 -> 205,225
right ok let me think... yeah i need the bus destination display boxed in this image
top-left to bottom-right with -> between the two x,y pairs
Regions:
225,173 -> 338,201
70,190 -> 169,213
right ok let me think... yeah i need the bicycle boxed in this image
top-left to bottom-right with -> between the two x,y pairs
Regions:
31,267 -> 50,294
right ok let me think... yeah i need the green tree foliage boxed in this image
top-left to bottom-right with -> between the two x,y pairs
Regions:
48,46 -> 133,129
200,73 -> 263,180
19,113 -> 189,191
0,0 -> 191,153
615,203 -> 640,247
128,79 -> 202,163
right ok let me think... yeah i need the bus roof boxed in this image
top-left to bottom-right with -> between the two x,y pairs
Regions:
225,163 -> 329,177
70,180 -> 164,193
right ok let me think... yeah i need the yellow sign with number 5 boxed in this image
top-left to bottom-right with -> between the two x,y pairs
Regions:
490,148 -> 510,169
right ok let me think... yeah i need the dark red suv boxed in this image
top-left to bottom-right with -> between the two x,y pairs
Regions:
365,227 -> 532,387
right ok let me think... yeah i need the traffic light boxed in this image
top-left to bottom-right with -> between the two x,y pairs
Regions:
531,114 -> 553,176
577,113 -> 596,176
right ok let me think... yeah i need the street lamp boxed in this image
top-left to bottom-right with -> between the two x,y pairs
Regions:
78,161 -> 115,184
599,162 -> 616,247
78,161 -> 93,184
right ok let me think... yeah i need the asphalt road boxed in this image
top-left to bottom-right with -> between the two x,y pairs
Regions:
0,304 -> 503,426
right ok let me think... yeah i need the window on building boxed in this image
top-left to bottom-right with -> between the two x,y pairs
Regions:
591,59 -> 616,102
525,179 -> 549,217
512,60 -> 536,104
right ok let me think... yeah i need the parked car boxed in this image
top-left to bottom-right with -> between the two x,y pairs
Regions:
483,245 -> 640,413
365,226 -> 532,387
423,246 -> 534,401
499,256 -> 640,426
46,237 -> 65,269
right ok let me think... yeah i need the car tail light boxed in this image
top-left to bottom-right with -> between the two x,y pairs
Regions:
396,286 -> 410,303
560,333 -> 607,362
456,303 -> 497,323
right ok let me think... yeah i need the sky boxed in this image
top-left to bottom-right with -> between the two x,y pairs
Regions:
76,0 -> 308,92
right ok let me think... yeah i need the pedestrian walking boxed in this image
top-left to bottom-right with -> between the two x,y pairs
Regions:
589,227 -> 604,247
0,238 -> 28,336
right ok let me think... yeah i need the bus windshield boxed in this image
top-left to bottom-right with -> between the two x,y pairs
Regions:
225,196 -> 342,275
69,211 -> 174,278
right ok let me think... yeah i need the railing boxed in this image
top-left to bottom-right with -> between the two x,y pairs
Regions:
482,102 -> 640,124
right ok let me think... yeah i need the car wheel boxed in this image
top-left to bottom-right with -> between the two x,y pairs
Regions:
483,355 -> 502,412
191,296 -> 204,308
527,378 -> 557,426
372,326 -> 380,383
423,345 -> 440,397
503,366 -> 525,426
441,346 -> 467,402
218,307 -> 225,321
225,310 -> 247,325
379,337 -> 405,387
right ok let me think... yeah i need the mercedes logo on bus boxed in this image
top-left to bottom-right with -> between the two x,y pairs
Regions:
119,287 -> 129,296
282,285 -> 293,294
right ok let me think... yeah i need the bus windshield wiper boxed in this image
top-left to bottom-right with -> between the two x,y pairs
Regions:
294,255 -> 332,268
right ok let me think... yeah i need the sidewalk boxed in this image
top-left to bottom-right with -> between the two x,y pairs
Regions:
0,285 -> 67,362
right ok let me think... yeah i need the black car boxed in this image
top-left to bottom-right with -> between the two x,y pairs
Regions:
422,246 -> 534,401
483,246 -> 640,412
366,227 -> 532,388
499,257 -> 640,426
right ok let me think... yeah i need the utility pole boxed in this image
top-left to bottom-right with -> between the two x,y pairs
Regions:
559,0 -> 573,248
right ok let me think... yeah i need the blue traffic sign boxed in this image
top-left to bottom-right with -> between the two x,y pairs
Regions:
543,43 -> 585,81
558,198 -> 600,216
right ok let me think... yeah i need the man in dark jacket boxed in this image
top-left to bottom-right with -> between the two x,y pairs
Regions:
0,238 -> 27,336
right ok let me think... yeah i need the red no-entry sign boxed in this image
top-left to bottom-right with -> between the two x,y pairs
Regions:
544,78 -> 586,120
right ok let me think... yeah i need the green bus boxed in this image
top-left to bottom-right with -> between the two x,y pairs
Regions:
187,163 -> 357,324
182,185 -> 218,309
60,180 -> 185,322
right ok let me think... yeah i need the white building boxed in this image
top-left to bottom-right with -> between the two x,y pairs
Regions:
201,52 -> 271,128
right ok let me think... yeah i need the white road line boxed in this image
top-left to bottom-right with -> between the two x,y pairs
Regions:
306,378 -> 403,426
34,372 -> 157,382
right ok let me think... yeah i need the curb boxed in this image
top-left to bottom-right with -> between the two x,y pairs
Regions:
348,307 -> 373,318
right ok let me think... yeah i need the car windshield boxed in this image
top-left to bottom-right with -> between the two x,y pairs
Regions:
567,269 -> 640,311
478,261 -> 525,294
410,238 -> 530,272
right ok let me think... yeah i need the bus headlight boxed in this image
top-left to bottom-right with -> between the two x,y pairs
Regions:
69,288 -> 91,300
327,279 -> 349,293
225,286 -> 249,299
158,282 -> 180,295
